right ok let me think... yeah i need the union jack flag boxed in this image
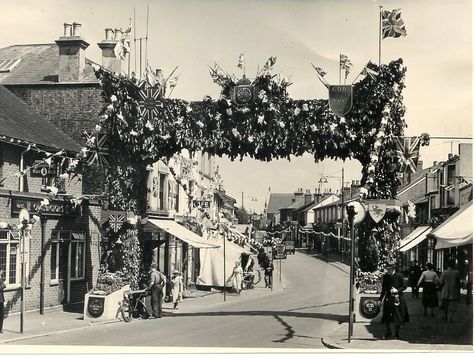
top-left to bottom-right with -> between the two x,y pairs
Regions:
109,212 -> 125,232
395,136 -> 422,174
138,88 -> 162,121
382,9 -> 407,39
84,133 -> 109,167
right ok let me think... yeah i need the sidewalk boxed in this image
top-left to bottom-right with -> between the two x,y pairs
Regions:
300,249 -> 473,351
0,268 -> 285,345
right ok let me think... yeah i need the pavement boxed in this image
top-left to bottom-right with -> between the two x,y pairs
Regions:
0,266 -> 285,345
301,249 -> 474,352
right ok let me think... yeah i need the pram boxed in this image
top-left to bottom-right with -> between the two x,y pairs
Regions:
242,271 -> 255,290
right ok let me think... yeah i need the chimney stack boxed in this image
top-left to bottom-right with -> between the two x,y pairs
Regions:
55,22 -> 89,82
98,27 -> 123,74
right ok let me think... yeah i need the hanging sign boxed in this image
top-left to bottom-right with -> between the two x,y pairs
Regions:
11,197 -> 80,217
368,203 -> 387,223
328,85 -> 353,116
30,161 -> 57,177
347,201 -> 366,224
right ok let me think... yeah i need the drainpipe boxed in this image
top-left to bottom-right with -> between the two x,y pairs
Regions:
19,147 -> 30,192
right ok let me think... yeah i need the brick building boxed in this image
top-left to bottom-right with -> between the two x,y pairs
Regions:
0,85 -> 102,314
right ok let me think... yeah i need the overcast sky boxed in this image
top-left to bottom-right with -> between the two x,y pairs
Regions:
0,0 -> 471,212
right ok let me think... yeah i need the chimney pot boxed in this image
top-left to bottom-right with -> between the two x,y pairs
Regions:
105,28 -> 115,40
433,161 -> 438,166
63,23 -> 72,37
114,28 -> 123,40
72,22 -> 81,37
448,153 -> 454,160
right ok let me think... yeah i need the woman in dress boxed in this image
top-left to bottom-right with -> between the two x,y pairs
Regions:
171,270 -> 184,310
227,261 -> 243,295
417,262 -> 440,317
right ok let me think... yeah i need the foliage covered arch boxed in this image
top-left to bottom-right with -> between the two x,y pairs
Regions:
89,58 -> 408,288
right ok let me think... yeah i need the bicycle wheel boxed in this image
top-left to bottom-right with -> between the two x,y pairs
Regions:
138,301 -> 150,319
121,299 -> 132,322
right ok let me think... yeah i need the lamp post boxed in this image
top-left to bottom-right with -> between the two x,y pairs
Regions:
18,208 -> 30,335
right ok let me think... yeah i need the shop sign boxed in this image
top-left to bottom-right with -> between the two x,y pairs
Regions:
87,296 -> 105,318
30,161 -> 57,177
359,296 -> 380,319
193,199 -> 210,208
11,197 -> 79,217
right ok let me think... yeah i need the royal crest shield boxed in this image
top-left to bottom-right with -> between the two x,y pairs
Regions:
328,85 -> 353,116
368,203 -> 387,223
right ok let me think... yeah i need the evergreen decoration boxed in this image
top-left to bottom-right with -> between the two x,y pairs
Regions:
87,57 -> 418,288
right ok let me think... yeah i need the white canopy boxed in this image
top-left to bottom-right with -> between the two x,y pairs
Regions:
148,218 -> 219,249
399,226 -> 431,252
433,204 -> 473,250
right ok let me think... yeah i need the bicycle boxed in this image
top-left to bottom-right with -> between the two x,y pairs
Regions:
120,289 -> 150,322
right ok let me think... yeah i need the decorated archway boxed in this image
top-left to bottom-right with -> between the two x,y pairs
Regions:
84,57 -> 424,290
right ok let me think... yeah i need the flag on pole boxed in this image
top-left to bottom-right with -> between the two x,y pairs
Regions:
262,56 -> 277,73
395,136 -> 422,174
168,74 -> 180,89
360,66 -> 379,80
382,9 -> 407,39
237,53 -> 246,69
114,20 -> 132,60
315,66 -> 327,77
145,62 -> 158,87
340,54 -> 352,80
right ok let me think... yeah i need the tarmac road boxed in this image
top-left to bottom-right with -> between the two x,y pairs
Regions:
8,252 -> 350,349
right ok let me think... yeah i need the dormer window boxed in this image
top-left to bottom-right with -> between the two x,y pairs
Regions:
0,58 -> 21,73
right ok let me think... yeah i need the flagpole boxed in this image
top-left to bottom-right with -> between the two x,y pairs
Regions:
379,5 -> 383,67
145,3 -> 149,69
339,54 -> 341,85
134,8 -> 137,74
128,17 -> 131,76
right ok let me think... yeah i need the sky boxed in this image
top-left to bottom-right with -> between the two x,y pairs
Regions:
0,0 -> 471,212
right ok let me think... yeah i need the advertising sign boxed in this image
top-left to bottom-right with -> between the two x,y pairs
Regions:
328,85 -> 353,116
11,197 -> 80,217
30,161 -> 57,177
192,199 -> 210,208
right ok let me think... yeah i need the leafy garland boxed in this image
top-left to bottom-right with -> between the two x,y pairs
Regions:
88,57 -> 409,289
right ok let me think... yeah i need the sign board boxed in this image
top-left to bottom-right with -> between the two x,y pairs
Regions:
232,85 -> 255,106
273,244 -> 287,259
283,240 -> 295,254
192,199 -> 210,209
368,203 -> 387,223
11,197 -> 80,217
347,201 -> 367,224
328,85 -> 353,116
30,161 -> 57,177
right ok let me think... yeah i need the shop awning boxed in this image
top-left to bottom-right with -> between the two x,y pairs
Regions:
399,226 -> 431,252
148,218 -> 219,249
433,204 -> 473,250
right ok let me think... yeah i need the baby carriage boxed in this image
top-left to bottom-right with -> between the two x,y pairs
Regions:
242,271 -> 255,290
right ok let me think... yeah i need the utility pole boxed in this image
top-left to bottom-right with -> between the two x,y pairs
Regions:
341,168 -> 345,261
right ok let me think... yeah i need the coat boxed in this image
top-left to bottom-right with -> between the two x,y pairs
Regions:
231,265 -> 243,290
379,271 -> 410,325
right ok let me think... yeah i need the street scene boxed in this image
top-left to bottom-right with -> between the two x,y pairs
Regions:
0,0 -> 472,355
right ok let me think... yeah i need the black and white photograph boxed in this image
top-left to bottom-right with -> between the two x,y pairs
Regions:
0,0 -> 472,355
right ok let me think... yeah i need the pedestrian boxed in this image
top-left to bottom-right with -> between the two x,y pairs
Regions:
439,259 -> 461,322
0,269 -> 5,334
227,261 -> 243,295
378,261 -> 409,340
171,270 -> 183,310
264,261 -> 274,289
148,266 -> 166,318
416,262 -> 440,317
408,259 -> 422,298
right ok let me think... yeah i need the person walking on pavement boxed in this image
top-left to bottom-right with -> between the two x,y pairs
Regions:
408,260 -> 422,298
171,270 -> 183,310
264,261 -> 274,289
0,269 -> 5,333
417,262 -> 440,317
378,261 -> 409,340
148,266 -> 166,318
227,261 -> 243,295
439,259 -> 461,322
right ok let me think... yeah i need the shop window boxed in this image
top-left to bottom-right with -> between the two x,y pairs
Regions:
50,230 -> 86,283
159,173 -> 167,210
0,230 -> 29,287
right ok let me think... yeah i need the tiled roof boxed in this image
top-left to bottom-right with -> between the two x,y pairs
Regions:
282,196 -> 306,209
266,193 -> 294,214
0,85 -> 81,152
0,44 -> 98,84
